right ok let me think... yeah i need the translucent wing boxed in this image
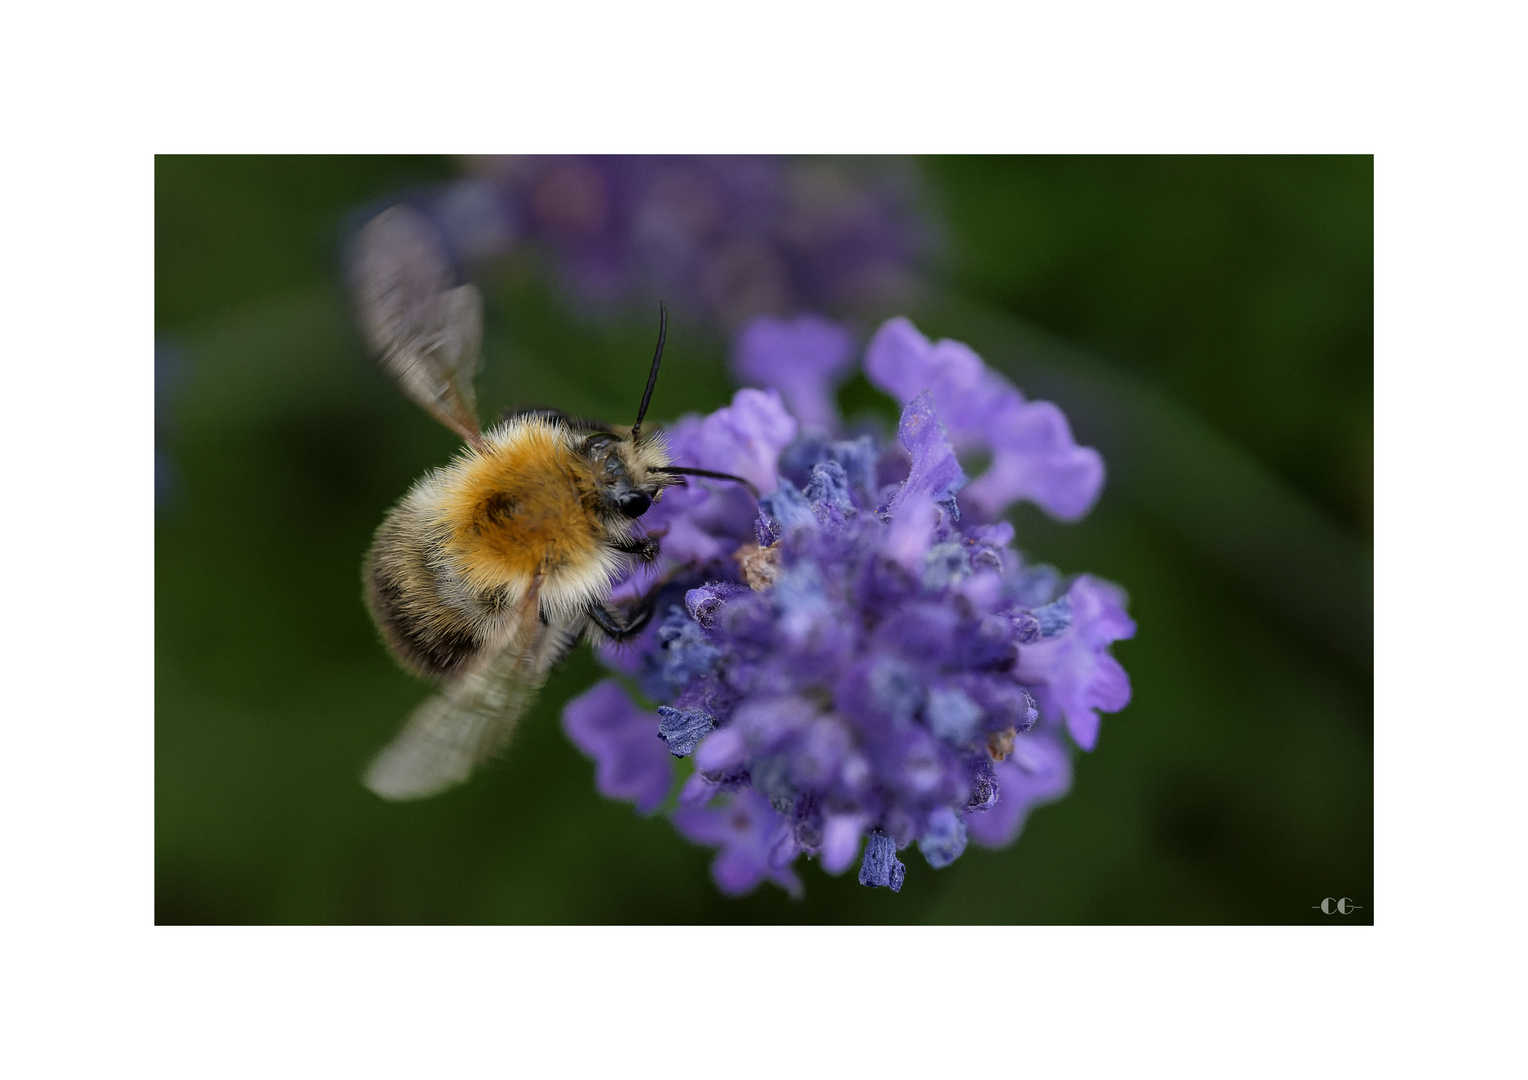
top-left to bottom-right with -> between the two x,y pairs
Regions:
364,584 -> 574,801
349,204 -> 485,448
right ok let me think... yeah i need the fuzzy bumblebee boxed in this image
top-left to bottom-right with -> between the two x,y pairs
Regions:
350,206 -> 750,801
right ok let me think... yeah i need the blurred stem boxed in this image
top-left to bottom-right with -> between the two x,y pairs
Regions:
925,294 -> 1372,674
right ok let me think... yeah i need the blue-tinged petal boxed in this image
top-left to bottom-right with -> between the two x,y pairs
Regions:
804,460 -> 856,530
1032,594 -> 1073,639
641,606 -> 722,701
926,686 -> 984,744
788,716 -> 853,790
921,542 -> 971,592
756,479 -> 816,544
770,562 -> 839,651
825,435 -> 880,508
1009,611 -> 1042,645
966,757 -> 999,813
918,806 -> 969,868
1009,564 -> 1063,608
864,655 -> 924,727
857,831 -> 906,891
657,706 -> 716,758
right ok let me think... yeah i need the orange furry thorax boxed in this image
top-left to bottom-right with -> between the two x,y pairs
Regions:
432,422 -> 604,588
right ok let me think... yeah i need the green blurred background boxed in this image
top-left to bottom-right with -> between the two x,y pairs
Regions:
155,156 -> 1372,924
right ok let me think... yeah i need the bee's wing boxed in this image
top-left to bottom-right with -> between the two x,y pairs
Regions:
364,584 -> 576,801
349,205 -> 484,447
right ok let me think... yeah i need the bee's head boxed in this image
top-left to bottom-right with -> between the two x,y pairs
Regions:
581,431 -> 676,520
589,301 -> 757,522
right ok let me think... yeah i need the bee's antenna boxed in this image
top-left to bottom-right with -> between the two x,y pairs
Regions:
630,300 -> 667,443
655,466 -> 760,500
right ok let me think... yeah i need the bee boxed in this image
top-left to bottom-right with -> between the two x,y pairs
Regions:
349,205 -> 752,801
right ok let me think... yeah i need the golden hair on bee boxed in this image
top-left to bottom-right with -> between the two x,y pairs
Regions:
363,412 -> 676,681
348,205 -> 753,801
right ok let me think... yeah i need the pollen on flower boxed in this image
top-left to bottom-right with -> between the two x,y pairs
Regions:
735,541 -> 783,591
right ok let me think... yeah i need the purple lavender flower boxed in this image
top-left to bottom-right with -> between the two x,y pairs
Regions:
564,315 -> 1134,897
406,156 -> 934,329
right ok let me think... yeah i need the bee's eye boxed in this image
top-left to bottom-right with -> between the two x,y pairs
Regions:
617,491 -> 652,518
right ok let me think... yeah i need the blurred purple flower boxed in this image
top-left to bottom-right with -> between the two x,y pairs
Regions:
404,156 -> 934,330
563,316 -> 1134,897
734,315 -> 855,432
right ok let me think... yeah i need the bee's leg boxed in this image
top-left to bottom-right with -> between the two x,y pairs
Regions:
586,591 -> 659,642
608,537 -> 659,562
